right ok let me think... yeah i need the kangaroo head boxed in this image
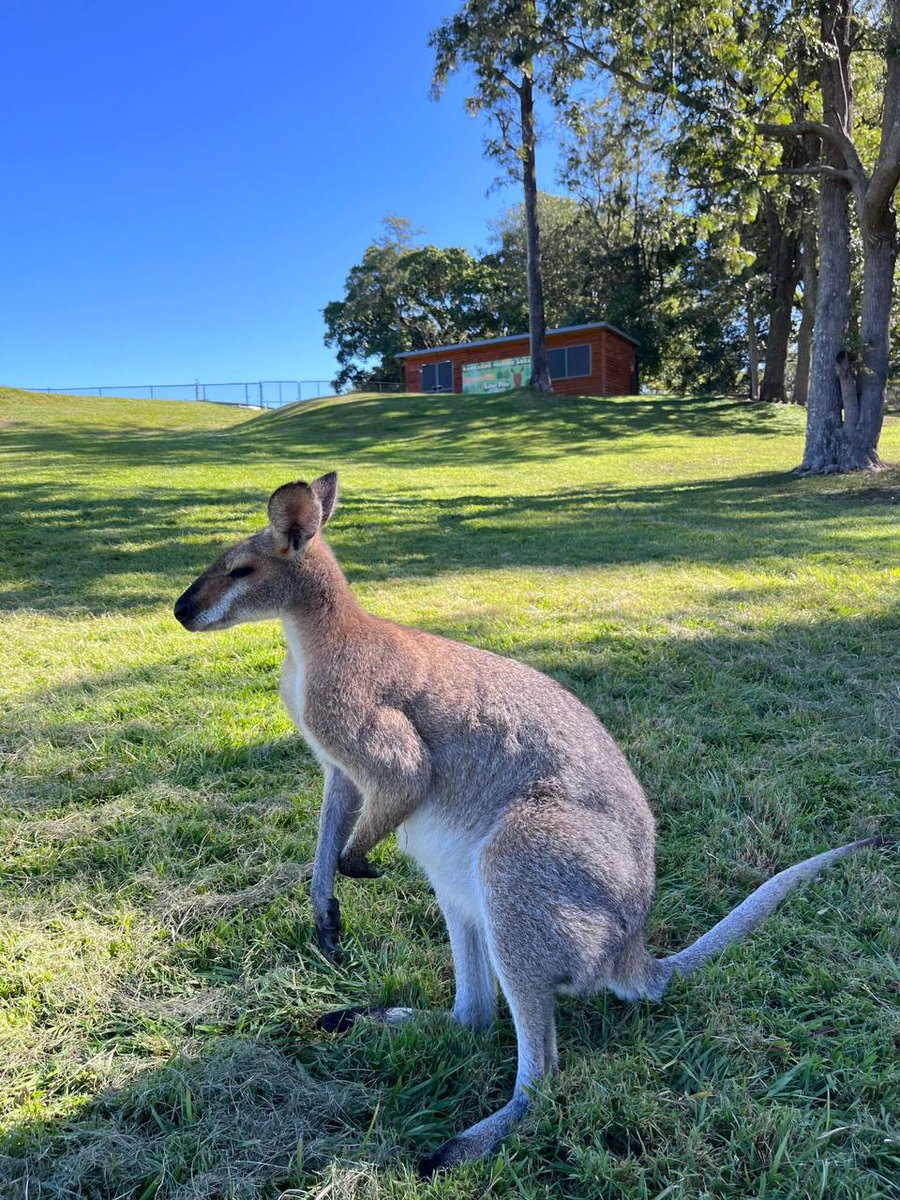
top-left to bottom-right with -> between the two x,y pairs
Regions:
173,471 -> 339,632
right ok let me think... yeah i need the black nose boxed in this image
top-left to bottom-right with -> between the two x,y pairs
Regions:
174,593 -> 194,625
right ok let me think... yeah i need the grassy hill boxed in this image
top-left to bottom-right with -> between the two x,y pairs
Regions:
1,386 -> 898,1199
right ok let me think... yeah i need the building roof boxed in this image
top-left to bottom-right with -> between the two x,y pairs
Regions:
395,321 -> 637,359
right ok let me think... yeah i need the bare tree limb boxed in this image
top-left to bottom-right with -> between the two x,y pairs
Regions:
771,164 -> 857,183
756,118 -> 867,186
866,156 -> 900,219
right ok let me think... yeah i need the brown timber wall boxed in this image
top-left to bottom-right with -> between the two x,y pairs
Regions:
402,326 -> 635,396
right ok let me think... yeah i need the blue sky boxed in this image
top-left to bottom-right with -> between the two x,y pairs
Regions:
0,0 -> 559,389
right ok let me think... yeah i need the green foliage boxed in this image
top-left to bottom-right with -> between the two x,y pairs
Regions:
557,97 -> 752,389
431,0 -> 552,167
1,386 -> 899,1197
326,184 -> 752,397
323,218 -> 507,391
483,193 -> 583,331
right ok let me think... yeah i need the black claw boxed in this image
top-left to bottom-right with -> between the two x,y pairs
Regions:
338,854 -> 382,879
317,1006 -> 367,1034
417,1150 -> 444,1178
417,1136 -> 461,1177
418,1133 -> 468,1176
314,897 -> 342,959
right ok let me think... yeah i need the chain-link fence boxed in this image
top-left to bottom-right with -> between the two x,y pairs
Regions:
22,380 -> 336,409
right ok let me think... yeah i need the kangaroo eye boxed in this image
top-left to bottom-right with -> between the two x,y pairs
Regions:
228,565 -> 254,579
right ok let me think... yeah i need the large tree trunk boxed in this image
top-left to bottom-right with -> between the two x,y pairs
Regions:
759,268 -> 796,402
847,216 -> 897,466
519,71 -> 552,393
801,171 -> 852,471
792,218 -> 817,406
800,0 -> 899,471
845,0 -> 900,466
800,0 -> 854,472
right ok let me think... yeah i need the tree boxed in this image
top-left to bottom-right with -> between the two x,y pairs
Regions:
760,0 -> 900,471
792,214 -> 818,406
560,92 -> 751,391
322,217 -> 418,391
485,192 -> 590,330
323,218 -> 505,391
540,0 -> 897,463
431,1 -> 558,392
537,1 -> 803,400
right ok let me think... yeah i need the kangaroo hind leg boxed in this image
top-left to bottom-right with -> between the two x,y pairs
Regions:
418,977 -> 555,1175
418,781 -> 642,1172
445,899 -> 497,1032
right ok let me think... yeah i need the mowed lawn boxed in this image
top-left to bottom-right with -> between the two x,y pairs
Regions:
0,386 -> 898,1200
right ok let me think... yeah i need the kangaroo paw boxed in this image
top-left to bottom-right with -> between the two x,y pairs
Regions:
314,896 -> 342,959
318,1005 -> 418,1034
338,853 -> 382,879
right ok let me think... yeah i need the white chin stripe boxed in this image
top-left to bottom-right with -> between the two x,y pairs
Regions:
195,580 -> 249,629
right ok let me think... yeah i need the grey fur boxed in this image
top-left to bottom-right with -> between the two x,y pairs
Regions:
174,473 -> 892,1174
308,768 -> 364,957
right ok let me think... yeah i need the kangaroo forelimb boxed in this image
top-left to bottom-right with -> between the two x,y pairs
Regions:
311,766 -> 364,958
337,707 -> 431,872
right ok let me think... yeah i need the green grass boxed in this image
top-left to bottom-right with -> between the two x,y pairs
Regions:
0,385 -> 898,1200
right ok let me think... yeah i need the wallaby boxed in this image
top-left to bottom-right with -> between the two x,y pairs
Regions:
174,472 -> 891,1175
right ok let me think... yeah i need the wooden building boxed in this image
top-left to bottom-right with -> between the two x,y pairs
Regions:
397,321 -> 637,397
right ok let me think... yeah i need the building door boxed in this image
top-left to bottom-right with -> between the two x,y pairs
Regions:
422,361 -> 454,392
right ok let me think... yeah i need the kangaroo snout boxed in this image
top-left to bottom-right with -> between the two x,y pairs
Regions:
173,586 -> 198,629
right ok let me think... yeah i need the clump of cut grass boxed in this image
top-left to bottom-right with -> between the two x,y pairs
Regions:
0,1038 -> 380,1199
156,860 -> 313,930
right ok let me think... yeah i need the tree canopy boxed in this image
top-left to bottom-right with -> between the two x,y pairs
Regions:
324,0 -> 900,471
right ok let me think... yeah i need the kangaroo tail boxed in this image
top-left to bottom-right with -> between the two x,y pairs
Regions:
649,835 -> 894,1000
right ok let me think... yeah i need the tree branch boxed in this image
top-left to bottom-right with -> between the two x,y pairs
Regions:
772,164 -> 856,183
560,33 -> 659,95
757,119 -> 867,186
866,156 -> 900,219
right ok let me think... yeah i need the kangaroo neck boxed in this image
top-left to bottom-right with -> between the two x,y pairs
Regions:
280,533 -> 364,652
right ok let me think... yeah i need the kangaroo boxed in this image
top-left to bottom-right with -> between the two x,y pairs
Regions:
174,472 -> 891,1174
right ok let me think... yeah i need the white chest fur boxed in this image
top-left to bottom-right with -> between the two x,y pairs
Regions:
398,805 -> 484,923
279,619 -> 337,768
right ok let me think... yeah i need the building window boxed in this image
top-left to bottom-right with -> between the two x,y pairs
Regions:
421,361 -> 454,392
548,343 -> 591,380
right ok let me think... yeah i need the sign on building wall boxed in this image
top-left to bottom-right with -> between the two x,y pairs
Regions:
461,355 -> 530,394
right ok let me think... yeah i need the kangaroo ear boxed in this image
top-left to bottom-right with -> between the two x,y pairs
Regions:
267,481 -> 321,556
311,471 -> 339,525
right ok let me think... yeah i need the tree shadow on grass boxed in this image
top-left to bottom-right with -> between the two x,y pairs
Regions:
2,392 -> 791,471
4,608 -> 896,897
333,470 -> 897,582
237,392 -> 792,468
0,1036 -> 386,1199
0,482 -> 262,614
2,467 -> 896,616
